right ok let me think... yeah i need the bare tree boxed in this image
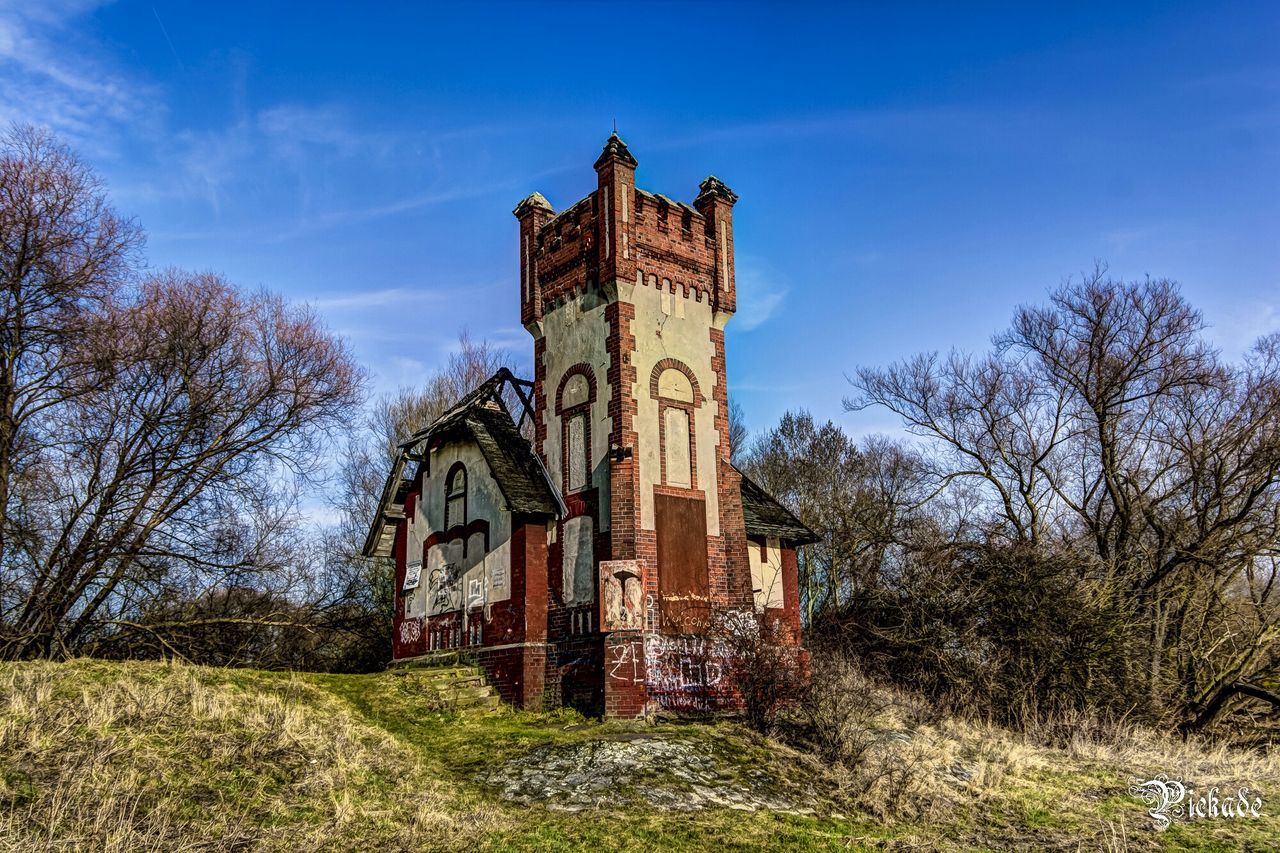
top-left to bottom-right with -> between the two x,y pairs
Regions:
741,411 -> 925,623
0,126 -> 362,659
849,267 -> 1280,729
728,398 -> 748,463
0,270 -> 361,658
0,125 -> 142,573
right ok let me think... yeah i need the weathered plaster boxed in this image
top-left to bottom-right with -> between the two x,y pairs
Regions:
541,296 -> 613,527
562,515 -> 595,604
411,441 -> 513,618
628,276 -> 721,534
748,537 -> 785,611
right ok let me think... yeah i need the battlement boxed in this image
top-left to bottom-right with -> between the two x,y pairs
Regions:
629,187 -> 718,304
532,193 -> 600,310
515,134 -> 737,329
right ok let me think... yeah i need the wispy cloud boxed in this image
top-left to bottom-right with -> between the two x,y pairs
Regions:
254,160 -> 579,242
732,256 -> 788,331
0,5 -> 571,248
309,287 -> 456,311
1204,292 -> 1280,360
1102,225 -> 1159,255
652,106 -> 1059,156
0,0 -> 156,149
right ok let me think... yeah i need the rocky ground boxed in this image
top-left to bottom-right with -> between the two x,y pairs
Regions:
479,732 -> 821,813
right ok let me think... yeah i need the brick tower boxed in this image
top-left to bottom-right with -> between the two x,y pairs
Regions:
514,134 -> 753,717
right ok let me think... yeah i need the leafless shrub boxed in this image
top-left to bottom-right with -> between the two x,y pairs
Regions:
713,611 -> 806,732
802,650 -> 891,768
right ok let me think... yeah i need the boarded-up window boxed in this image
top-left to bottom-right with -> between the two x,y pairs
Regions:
664,407 -> 691,488
656,492 -> 709,632
562,515 -> 595,604
568,412 -> 588,492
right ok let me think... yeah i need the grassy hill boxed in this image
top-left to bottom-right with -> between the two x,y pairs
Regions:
1,659 -> 1276,852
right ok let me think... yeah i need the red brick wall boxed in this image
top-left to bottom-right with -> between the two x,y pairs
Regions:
779,545 -> 803,641
630,193 -> 717,304
710,327 -> 754,611
517,519 -> 548,648
603,633 -> 647,718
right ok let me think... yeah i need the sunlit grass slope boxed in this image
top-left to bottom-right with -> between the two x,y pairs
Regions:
1,659 -> 1276,851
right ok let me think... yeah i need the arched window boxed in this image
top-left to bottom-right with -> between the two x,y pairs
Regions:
651,361 -> 701,490
445,463 -> 467,529
556,366 -> 596,494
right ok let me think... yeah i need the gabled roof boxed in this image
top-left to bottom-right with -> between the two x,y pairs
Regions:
735,465 -> 820,545
361,370 -> 561,558
458,403 -> 562,517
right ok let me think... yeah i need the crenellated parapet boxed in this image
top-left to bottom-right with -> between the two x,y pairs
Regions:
514,134 -> 738,326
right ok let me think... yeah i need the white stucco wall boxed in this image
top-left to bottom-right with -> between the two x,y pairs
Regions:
402,440 -> 512,619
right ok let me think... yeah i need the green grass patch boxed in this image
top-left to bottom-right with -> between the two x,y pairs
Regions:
2,659 -> 1277,851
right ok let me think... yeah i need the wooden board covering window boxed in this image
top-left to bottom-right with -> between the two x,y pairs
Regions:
655,492 -> 710,633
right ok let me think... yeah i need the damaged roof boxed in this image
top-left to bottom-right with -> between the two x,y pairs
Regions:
361,370 -> 561,558
736,465 -> 820,545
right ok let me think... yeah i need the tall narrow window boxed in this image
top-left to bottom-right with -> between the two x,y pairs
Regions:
557,368 -> 595,495
445,463 -> 466,529
664,407 -> 692,488
653,364 -> 699,490
567,412 -> 588,492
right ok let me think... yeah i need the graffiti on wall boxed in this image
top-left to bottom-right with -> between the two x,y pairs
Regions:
641,611 -> 760,710
430,562 -> 461,614
606,637 -> 645,684
399,616 -> 423,645
644,634 -> 727,693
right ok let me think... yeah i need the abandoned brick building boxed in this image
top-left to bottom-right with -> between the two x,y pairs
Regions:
363,134 -> 815,718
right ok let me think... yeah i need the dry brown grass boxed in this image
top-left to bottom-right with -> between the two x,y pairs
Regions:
0,659 -> 502,852
795,652 -> 1280,844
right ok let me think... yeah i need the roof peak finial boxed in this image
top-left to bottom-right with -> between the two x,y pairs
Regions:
594,129 -> 637,170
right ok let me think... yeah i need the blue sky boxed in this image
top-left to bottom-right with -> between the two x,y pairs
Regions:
2,1 -> 1277,441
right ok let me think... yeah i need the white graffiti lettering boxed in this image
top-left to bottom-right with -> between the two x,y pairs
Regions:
607,639 -> 644,683
398,617 -> 422,645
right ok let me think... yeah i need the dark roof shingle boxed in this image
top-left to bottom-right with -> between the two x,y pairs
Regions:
736,465 -> 819,545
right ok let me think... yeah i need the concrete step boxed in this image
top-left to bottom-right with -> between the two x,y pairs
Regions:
432,685 -> 494,701
390,651 -> 473,670
451,693 -> 501,709
388,658 -> 504,712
